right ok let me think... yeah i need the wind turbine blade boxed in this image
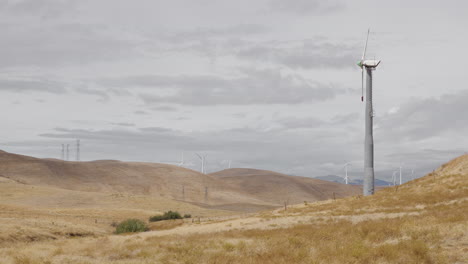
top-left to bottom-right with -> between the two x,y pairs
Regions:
362,28 -> 370,60
195,153 -> 202,160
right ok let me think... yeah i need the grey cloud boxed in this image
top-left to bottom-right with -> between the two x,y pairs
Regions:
331,113 -> 359,124
236,40 -> 358,69
275,116 -> 325,129
151,106 -> 179,112
273,112 -> 359,130
0,0 -> 74,18
139,127 -> 174,133
168,24 -> 269,43
232,113 -> 247,118
268,0 -> 345,15
125,69 -> 342,105
0,78 -> 66,93
0,23 -> 137,68
379,90 -> 468,141
75,87 -> 110,101
134,110 -> 149,115
111,122 -> 135,127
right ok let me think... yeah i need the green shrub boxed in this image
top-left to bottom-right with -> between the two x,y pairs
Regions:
149,211 -> 183,222
183,214 -> 192,219
115,219 -> 149,234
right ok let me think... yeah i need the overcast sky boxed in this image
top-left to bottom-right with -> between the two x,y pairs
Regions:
1,0 -> 467,182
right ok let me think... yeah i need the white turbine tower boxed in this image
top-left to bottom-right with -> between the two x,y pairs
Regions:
178,152 -> 185,167
343,162 -> 351,184
357,29 -> 381,196
196,153 -> 207,174
399,163 -> 403,185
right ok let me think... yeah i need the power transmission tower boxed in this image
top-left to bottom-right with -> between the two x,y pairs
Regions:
61,144 -> 65,160
76,139 -> 80,161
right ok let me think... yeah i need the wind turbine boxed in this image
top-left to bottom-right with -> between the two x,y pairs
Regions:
196,153 -> 207,174
178,152 -> 185,167
223,159 -> 232,169
392,170 -> 398,186
343,162 -> 351,184
357,28 -> 381,196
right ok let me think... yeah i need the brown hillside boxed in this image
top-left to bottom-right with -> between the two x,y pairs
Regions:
211,168 -> 361,205
0,151 -> 360,209
0,150 -> 261,206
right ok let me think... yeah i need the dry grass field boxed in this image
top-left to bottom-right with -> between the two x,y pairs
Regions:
0,154 -> 466,263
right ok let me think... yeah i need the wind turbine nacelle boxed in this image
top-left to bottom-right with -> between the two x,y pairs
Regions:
362,60 -> 381,68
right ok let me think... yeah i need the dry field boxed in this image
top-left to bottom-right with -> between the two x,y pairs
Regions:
0,155 -> 466,263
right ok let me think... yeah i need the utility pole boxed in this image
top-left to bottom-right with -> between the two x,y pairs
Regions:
182,185 -> 185,201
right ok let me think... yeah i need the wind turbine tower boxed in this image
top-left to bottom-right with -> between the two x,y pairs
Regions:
399,164 -> 403,185
344,162 -> 351,184
357,29 -> 381,196
196,153 -> 207,174
178,152 -> 185,167
392,170 -> 398,186
66,144 -> 70,161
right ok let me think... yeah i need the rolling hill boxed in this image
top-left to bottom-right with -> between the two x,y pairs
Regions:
0,150 -> 360,209
211,168 -> 361,205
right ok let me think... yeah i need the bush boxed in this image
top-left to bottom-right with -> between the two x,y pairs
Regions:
149,211 -> 183,222
115,219 -> 149,234
183,214 -> 192,219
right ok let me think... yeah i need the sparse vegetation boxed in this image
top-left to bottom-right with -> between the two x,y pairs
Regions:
115,219 -> 148,234
183,214 -> 192,218
149,210 -> 183,222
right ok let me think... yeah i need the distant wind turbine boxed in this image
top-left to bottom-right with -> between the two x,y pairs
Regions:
178,152 -> 185,167
392,170 -> 398,186
343,162 -> 351,184
357,28 -> 381,196
196,153 -> 207,174
399,163 -> 403,185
